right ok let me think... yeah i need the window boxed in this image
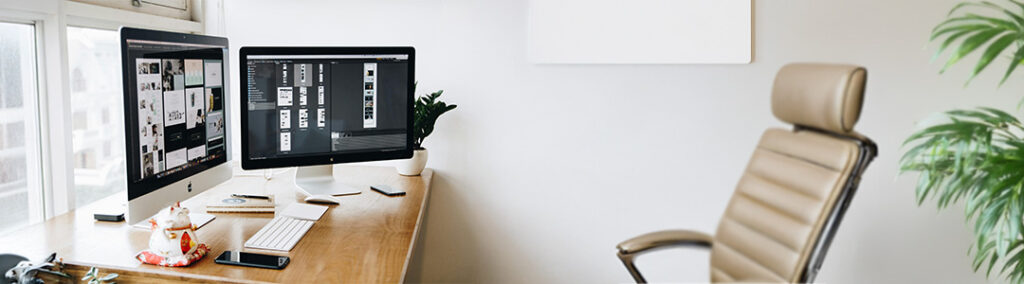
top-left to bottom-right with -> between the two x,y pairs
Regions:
67,26 -> 126,207
0,0 -> 210,233
0,21 -> 42,234
70,0 -> 194,21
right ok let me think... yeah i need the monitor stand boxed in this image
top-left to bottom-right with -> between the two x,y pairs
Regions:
294,165 -> 362,196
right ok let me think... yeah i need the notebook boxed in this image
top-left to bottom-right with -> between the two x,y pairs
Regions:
206,194 -> 275,213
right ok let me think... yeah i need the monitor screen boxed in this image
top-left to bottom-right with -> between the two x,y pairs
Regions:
239,47 -> 414,169
121,29 -> 229,200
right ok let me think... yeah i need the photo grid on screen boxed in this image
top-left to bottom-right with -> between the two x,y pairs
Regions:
134,54 -> 225,181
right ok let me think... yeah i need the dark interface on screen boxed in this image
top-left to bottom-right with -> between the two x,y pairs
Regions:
244,54 -> 408,159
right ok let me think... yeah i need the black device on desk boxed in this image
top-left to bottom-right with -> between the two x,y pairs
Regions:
371,185 -> 405,196
215,251 -> 289,269
93,212 -> 125,222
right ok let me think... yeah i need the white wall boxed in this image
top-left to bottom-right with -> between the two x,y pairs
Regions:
223,0 -> 1020,282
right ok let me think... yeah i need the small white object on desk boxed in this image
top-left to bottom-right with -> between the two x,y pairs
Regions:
280,203 -> 328,221
303,194 -> 340,205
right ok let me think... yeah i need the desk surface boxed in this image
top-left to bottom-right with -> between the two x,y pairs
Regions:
0,165 -> 433,283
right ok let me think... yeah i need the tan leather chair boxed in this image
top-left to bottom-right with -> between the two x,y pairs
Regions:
616,63 -> 877,283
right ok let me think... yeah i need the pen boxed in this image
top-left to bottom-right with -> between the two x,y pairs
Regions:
231,194 -> 270,200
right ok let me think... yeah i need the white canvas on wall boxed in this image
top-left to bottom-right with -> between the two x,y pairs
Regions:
527,0 -> 751,64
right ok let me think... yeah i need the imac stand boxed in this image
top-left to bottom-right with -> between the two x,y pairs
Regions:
294,165 -> 362,196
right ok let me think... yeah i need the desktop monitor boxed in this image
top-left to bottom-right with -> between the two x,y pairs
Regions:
239,47 -> 414,195
120,27 -> 232,225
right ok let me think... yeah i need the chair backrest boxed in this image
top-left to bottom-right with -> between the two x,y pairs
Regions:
709,63 -> 876,283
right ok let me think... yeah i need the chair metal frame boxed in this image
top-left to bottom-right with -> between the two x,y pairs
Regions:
616,126 -> 878,283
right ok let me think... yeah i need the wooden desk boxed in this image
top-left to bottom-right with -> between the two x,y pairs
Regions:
0,165 -> 433,283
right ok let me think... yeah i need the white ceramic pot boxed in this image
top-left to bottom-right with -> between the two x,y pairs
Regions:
396,148 -> 428,176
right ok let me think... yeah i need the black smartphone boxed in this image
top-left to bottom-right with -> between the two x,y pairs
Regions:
371,185 -> 406,196
215,251 -> 289,269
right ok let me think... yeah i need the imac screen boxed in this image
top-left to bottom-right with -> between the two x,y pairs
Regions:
123,37 -> 228,199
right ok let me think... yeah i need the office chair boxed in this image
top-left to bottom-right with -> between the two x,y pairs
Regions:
616,63 -> 877,283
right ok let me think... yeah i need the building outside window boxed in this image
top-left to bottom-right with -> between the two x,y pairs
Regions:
0,21 -> 42,235
67,26 -> 126,208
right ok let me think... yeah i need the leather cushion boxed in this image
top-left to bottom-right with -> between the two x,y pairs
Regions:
710,128 -> 859,282
771,63 -> 867,133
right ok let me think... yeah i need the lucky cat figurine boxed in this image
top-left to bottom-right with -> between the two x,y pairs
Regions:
135,202 -> 210,267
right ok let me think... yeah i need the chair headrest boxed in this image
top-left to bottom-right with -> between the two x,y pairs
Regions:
771,63 -> 867,134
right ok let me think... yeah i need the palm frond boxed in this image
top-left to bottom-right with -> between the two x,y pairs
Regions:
932,0 -> 1024,85
901,106 -> 1024,282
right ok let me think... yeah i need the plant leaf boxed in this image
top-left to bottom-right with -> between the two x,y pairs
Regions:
934,29 -> 986,62
969,32 -> 1019,83
981,107 -> 1019,123
1000,45 -> 1024,85
932,24 -> 993,41
942,28 -> 1007,73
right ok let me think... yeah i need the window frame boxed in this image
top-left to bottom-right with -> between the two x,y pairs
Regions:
0,16 -> 47,226
0,0 -> 209,220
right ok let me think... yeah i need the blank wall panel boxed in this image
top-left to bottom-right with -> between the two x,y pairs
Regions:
527,0 -> 752,64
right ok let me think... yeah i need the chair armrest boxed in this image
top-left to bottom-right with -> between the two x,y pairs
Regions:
616,230 -> 713,283
617,230 -> 713,255
614,228 -> 712,280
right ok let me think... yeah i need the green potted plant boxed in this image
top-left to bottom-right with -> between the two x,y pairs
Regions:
901,1 -> 1024,282
396,85 -> 457,176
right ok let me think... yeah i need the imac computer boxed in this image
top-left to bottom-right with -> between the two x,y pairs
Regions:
239,47 -> 414,196
120,27 -> 232,225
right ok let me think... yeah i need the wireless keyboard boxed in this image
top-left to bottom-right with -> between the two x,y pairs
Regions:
244,216 -> 314,251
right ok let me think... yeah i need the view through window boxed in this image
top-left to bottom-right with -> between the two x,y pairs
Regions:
67,26 -> 126,207
0,21 -> 41,234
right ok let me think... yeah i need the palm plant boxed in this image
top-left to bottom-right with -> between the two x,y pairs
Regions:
930,0 -> 1024,85
902,0 -> 1024,282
